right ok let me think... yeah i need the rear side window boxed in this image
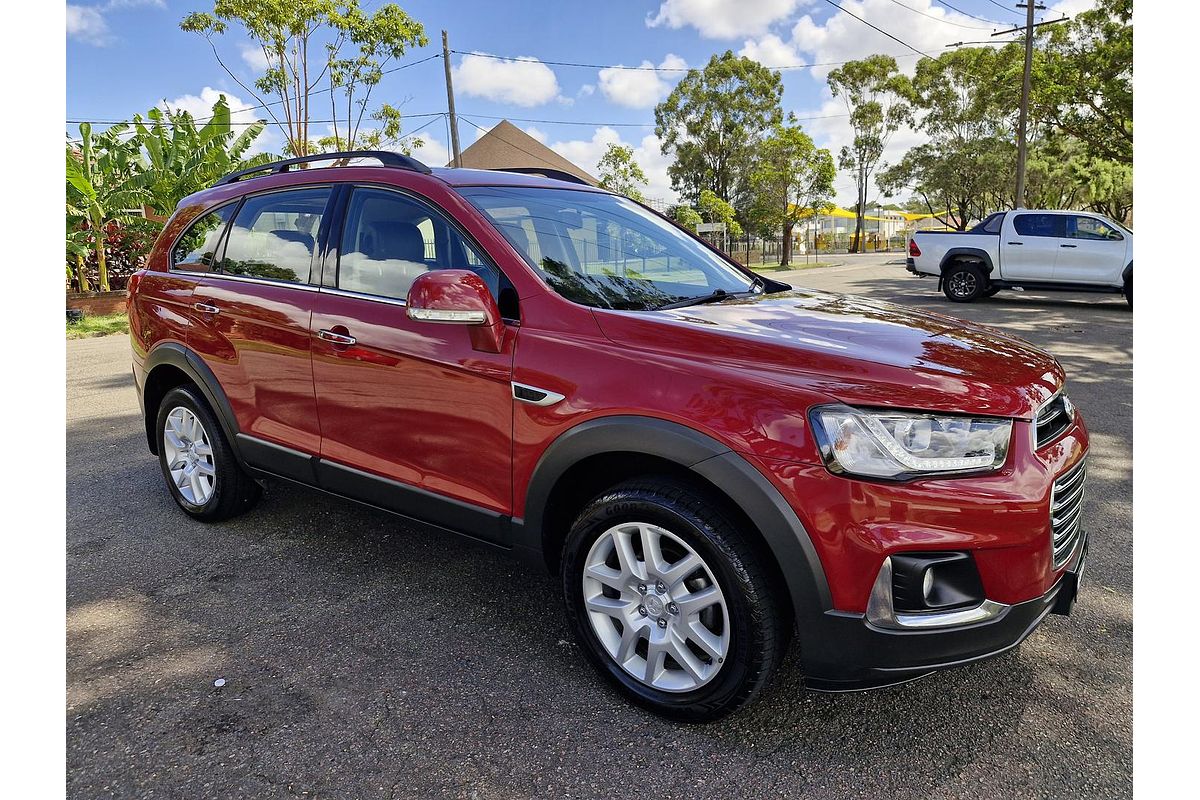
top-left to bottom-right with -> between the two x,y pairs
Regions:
981,213 -> 1004,234
1012,214 -> 1061,238
172,204 -> 236,272
220,187 -> 332,283
337,187 -> 502,301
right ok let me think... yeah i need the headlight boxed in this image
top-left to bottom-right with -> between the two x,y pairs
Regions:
811,405 -> 1012,479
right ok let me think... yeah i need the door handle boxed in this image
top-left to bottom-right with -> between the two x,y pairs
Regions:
1007,241 -> 1023,246
317,328 -> 357,346
192,302 -> 220,314
1060,244 -> 1077,248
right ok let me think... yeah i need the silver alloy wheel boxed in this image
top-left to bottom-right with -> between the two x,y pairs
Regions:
948,270 -> 977,297
582,522 -> 731,692
162,406 -> 216,506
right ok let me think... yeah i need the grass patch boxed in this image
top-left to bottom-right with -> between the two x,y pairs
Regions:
67,312 -> 129,339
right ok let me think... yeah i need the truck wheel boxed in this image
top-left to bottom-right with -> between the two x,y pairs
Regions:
156,385 -> 261,521
1124,275 -> 1132,308
561,478 -> 787,722
943,263 -> 987,302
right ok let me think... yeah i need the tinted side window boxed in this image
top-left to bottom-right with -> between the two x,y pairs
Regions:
220,187 -> 331,283
172,204 -> 236,272
337,188 -> 501,301
1012,214 -> 1061,238
1068,215 -> 1122,241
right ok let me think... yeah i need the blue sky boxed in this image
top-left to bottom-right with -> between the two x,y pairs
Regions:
66,0 -> 1089,205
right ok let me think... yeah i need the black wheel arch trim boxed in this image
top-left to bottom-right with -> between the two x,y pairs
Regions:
939,248 -> 995,275
512,415 -> 834,617
1122,260 -> 1132,282
141,342 -> 243,459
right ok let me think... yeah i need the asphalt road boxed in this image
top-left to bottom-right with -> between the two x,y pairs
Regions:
66,259 -> 1132,799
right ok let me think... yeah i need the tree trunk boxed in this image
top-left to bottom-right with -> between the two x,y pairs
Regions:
76,254 -> 89,293
95,224 -> 110,293
781,222 -> 794,267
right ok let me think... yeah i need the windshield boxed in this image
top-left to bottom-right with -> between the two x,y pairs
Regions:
459,186 -> 757,310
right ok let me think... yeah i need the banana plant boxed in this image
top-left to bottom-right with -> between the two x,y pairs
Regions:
133,94 -> 272,217
65,122 -> 149,292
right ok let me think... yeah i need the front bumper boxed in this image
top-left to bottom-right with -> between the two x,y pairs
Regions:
802,529 -> 1087,691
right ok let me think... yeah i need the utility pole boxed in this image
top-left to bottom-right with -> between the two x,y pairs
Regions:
993,5 -> 1068,208
1013,1 -> 1039,208
442,30 -> 462,168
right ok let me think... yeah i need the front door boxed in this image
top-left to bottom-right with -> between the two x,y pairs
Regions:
1053,215 -> 1128,285
310,185 -> 516,542
1002,213 -> 1063,281
189,186 -> 332,461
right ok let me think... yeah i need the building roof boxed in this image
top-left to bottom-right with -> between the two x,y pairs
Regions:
452,120 -> 599,186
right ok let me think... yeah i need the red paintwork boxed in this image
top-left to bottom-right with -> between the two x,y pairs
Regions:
130,164 -> 1088,613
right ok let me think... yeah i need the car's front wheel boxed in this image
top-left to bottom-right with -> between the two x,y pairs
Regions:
156,385 -> 260,521
942,262 -> 987,302
561,478 -> 787,722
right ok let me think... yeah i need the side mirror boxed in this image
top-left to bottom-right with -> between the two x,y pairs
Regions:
406,269 -> 504,353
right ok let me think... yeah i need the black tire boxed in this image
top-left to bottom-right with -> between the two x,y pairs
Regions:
155,385 -> 261,521
1124,275 -> 1132,307
942,262 -> 987,302
561,477 -> 788,722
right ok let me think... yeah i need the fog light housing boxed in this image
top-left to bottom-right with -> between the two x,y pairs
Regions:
890,552 -> 984,612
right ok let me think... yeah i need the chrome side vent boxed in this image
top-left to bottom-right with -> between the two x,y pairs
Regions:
1050,457 -> 1086,568
1036,394 -> 1073,449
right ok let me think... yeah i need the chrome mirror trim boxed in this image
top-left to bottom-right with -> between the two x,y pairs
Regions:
407,307 -> 488,324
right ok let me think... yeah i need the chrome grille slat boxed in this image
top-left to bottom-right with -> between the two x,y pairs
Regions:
1049,457 -> 1087,568
1036,394 -> 1073,449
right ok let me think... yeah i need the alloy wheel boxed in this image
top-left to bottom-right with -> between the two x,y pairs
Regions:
949,271 -> 977,298
162,406 -> 217,506
581,522 -> 731,692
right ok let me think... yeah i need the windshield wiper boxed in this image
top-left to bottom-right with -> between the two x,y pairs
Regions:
655,288 -> 732,311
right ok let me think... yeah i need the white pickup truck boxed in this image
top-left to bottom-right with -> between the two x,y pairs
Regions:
907,209 -> 1133,306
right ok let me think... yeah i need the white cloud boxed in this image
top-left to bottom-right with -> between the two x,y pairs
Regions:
66,5 -> 111,46
67,1 -> 165,46
648,0 -> 802,39
598,54 -> 687,109
240,43 -> 272,73
409,133 -> 450,168
161,87 -> 279,155
738,33 -> 800,67
453,53 -> 561,107
578,84 -> 595,98
546,127 -> 678,204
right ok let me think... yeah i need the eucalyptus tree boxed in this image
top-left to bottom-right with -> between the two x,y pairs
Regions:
826,55 -> 912,252
746,118 -> 836,265
181,0 -> 428,158
597,144 -> 649,202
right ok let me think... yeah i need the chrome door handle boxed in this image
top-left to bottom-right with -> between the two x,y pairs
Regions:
317,329 -> 356,346
192,302 -> 220,314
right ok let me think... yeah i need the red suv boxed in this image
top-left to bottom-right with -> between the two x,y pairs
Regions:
129,152 -> 1088,721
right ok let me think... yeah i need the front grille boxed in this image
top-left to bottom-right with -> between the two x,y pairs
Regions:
1050,457 -> 1087,568
1036,394 -> 1072,448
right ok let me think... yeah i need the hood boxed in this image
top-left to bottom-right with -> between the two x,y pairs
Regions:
593,289 -> 1063,420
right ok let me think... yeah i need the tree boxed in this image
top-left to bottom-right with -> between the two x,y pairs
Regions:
697,189 -> 743,239
181,1 -> 428,158
133,95 -> 273,216
826,55 -> 912,252
746,119 -> 836,266
669,205 -> 703,232
65,124 -> 149,292
596,144 -> 648,202
654,51 -> 783,205
1034,0 -> 1131,165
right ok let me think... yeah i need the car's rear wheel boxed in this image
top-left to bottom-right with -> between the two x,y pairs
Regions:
156,385 -> 260,521
1124,274 -> 1132,307
561,478 -> 787,722
943,262 -> 987,302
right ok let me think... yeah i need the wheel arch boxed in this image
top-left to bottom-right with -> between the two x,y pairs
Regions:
1122,260 -> 1133,282
142,342 -> 242,459
514,415 -> 833,625
939,247 -> 994,275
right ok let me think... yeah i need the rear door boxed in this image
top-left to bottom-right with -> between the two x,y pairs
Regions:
188,186 -> 333,463
1002,213 -> 1063,281
310,185 -> 516,542
1053,214 -> 1128,285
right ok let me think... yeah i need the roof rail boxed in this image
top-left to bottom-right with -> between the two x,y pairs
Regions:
214,151 -> 431,187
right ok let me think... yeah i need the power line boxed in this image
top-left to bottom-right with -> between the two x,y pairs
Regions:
934,0 -> 1006,24
819,0 -> 931,57
451,49 -> 870,72
884,0 -> 997,30
984,0 -> 1025,17
67,112 -> 446,128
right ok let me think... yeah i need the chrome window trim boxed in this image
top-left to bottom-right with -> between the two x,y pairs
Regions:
864,556 -> 1009,631
170,269 -> 321,292
319,286 -> 408,307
